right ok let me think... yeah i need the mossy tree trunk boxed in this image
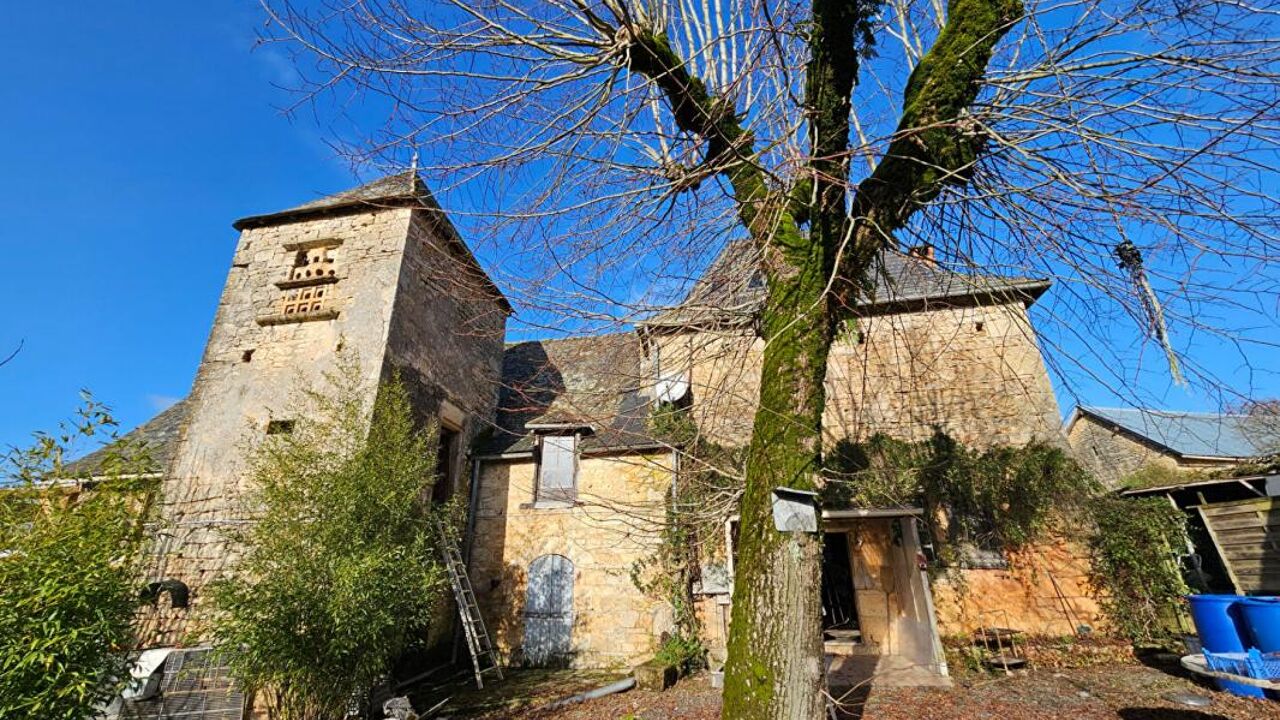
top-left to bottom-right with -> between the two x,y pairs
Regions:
629,2 -> 1022,718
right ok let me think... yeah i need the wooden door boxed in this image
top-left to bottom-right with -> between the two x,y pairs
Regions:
524,554 -> 574,665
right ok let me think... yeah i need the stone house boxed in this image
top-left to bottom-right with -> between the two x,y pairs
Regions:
1066,405 -> 1280,488
81,173 -> 1106,694
1069,407 -> 1280,598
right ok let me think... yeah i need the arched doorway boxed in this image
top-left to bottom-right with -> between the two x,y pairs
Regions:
523,554 -> 574,666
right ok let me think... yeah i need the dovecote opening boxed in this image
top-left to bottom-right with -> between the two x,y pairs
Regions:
267,240 -> 343,323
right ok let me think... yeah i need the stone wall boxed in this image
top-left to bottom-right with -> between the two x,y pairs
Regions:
1065,414 -> 1236,487
650,301 -> 1064,450
144,204 -> 508,647
384,209 -> 508,499
931,539 -> 1106,637
469,451 -> 676,669
1066,415 -> 1178,487
148,208 -> 413,645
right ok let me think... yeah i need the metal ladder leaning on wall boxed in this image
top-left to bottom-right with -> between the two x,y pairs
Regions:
435,520 -> 503,689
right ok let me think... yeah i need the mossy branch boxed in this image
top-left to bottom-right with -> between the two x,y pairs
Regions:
843,0 -> 1023,291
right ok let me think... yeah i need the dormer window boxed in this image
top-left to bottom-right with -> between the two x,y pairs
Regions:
536,434 -> 578,504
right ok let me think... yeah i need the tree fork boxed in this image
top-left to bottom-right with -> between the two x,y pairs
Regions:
843,0 -> 1024,296
617,5 -> 1019,718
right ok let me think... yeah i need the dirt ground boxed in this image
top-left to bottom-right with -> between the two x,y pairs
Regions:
439,661 -> 1280,720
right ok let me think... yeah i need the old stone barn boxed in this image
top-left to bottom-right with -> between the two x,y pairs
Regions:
78,173 -> 1106,698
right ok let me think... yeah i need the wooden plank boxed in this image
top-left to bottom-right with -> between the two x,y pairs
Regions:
1217,546 -> 1280,561
1204,507 -> 1271,520
1200,497 -> 1277,513
1208,512 -> 1269,530
1200,497 -> 1280,595
1197,504 -> 1243,595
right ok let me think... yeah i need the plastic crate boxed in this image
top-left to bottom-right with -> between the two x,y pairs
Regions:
1205,649 -> 1280,680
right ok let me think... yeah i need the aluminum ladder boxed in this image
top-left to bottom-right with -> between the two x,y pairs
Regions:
435,521 -> 503,688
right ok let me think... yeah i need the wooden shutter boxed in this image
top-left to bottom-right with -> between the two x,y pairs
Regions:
538,435 -> 577,502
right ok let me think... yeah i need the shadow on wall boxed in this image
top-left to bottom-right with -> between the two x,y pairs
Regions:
479,559 -> 585,669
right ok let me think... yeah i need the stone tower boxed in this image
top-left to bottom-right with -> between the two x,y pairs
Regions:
140,173 -> 509,645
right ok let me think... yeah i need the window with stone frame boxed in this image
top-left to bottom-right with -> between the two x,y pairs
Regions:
536,434 -> 578,503
278,243 -> 339,317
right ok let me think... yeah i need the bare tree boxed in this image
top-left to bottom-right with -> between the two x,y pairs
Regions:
258,1 -> 1280,717
0,341 -> 22,369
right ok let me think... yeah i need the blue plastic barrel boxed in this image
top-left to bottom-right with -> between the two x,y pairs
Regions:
1240,597 -> 1280,653
1187,594 -> 1266,698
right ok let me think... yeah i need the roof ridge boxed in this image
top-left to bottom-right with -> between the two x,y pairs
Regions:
505,331 -> 635,347
233,170 -> 431,230
1082,405 -> 1250,420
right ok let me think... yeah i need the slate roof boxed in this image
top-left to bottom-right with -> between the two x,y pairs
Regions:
63,399 -> 190,477
233,171 -> 430,230
640,241 -> 1050,329
1075,406 -> 1280,459
232,172 -> 512,312
479,333 -> 661,456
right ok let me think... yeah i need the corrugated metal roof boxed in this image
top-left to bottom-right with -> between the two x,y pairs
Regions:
1078,406 -> 1280,459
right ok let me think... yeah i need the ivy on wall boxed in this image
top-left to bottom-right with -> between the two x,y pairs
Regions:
630,403 -> 747,670
1087,496 -> 1189,643
647,408 -> 1191,645
825,430 -> 1099,555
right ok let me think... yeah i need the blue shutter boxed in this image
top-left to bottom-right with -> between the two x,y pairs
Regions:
523,554 -> 575,666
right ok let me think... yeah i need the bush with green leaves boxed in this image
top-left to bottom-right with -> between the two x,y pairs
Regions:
0,395 -> 156,720
1087,496 -> 1190,643
211,368 -> 451,720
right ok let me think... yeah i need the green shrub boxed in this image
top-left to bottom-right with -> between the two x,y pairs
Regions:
0,395 -> 156,720
1120,464 -> 1187,491
211,366 -> 451,720
1087,496 -> 1189,643
654,633 -> 706,675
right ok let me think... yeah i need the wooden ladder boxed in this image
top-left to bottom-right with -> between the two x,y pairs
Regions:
435,521 -> 503,689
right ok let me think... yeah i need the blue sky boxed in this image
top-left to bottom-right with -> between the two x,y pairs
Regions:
0,2 -> 360,451
1,3 -> 1276,454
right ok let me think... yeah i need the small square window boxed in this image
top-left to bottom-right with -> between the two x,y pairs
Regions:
266,419 -> 296,435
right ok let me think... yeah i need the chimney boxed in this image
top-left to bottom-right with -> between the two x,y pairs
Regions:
907,244 -> 936,263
